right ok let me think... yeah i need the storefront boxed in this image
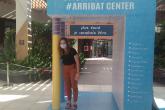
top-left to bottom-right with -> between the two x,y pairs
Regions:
78,39 -> 112,58
65,20 -> 114,58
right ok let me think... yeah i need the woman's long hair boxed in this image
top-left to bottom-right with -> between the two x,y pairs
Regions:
59,37 -> 71,56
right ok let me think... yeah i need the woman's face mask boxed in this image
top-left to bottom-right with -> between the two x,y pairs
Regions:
60,43 -> 67,49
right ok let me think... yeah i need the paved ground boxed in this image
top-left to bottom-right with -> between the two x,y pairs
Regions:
0,57 -> 165,110
79,58 -> 112,85
78,58 -> 112,92
0,58 -> 113,110
79,58 -> 165,109
153,81 -> 165,109
0,80 -> 52,110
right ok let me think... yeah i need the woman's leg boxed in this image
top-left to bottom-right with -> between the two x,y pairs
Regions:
70,68 -> 78,103
63,67 -> 72,102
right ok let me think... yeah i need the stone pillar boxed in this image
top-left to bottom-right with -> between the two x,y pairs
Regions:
16,0 -> 32,60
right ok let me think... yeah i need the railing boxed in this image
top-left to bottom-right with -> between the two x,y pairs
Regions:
0,62 -> 51,86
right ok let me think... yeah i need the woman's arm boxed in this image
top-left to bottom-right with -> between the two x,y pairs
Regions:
74,54 -> 80,80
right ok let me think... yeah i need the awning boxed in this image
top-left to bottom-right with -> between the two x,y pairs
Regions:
0,0 -> 47,20
32,0 -> 47,9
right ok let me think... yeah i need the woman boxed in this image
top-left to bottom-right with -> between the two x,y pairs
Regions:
59,37 -> 80,110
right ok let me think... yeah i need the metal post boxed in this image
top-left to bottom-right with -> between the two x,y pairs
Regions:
6,62 -> 10,86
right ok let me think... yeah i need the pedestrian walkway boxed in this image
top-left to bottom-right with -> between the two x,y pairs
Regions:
59,58 -> 117,110
78,58 -> 165,110
153,82 -> 165,110
0,79 -> 51,92
0,79 -> 52,110
48,57 -> 116,110
79,57 -> 112,85
0,58 -> 165,110
49,92 -> 118,110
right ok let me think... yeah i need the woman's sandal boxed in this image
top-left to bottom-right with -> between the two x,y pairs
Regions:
71,104 -> 78,110
65,102 -> 72,109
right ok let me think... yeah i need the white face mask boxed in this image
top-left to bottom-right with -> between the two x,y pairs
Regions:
60,44 -> 67,49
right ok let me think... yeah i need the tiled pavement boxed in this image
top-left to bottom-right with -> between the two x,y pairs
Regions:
0,79 -> 52,110
0,58 -> 112,110
153,82 -> 165,109
0,58 -> 165,110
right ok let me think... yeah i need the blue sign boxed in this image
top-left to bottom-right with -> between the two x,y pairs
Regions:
48,0 -> 137,16
70,25 -> 113,36
47,0 -> 156,110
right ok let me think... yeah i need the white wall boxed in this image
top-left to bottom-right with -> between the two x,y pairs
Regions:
112,16 -> 125,110
16,0 -> 31,60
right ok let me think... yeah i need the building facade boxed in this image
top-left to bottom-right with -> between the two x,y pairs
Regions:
0,0 -> 49,60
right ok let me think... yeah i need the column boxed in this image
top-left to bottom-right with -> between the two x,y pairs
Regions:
16,0 -> 32,60
52,18 -> 61,110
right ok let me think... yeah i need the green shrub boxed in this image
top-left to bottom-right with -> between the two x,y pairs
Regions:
0,21 -> 85,70
21,21 -> 52,68
0,29 -> 16,63
79,52 -> 85,65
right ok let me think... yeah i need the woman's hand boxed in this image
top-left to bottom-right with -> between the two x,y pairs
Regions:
75,73 -> 80,81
